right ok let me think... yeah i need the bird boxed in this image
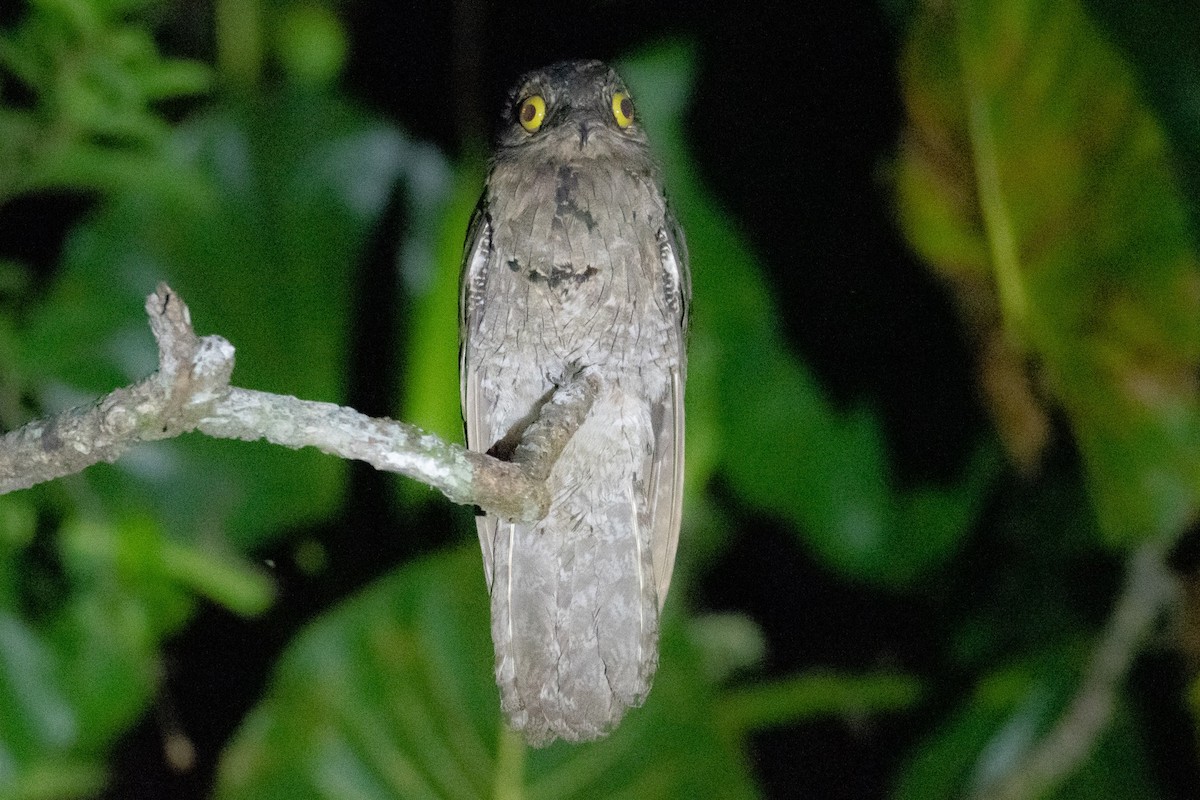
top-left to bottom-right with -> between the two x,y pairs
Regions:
459,59 -> 690,746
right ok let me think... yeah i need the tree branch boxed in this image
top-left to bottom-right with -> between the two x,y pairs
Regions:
0,283 -> 597,522
970,537 -> 1177,800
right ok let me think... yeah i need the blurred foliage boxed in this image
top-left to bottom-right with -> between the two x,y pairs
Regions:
0,0 -> 210,203
213,547 -> 759,800
0,497 -> 272,799
896,0 -> 1200,545
890,0 -> 1200,795
0,0 -> 1198,798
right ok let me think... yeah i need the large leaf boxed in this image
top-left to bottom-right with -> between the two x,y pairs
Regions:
620,43 -> 998,586
401,157 -> 484,448
895,0 -> 1200,544
19,90 -> 413,549
213,546 -> 758,800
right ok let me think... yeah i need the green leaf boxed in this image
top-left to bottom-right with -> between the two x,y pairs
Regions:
0,612 -> 78,755
49,589 -> 159,754
0,597 -> 154,798
20,90 -> 413,548
0,758 -> 107,800
401,158 -> 484,447
0,496 -> 36,611
895,0 -> 1200,544
620,43 -> 997,586
59,514 -> 273,619
214,547 -> 759,800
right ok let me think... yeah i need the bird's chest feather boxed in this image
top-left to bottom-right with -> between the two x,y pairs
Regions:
479,160 -> 669,365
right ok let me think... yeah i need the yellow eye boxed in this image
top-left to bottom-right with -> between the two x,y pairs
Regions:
611,92 -> 634,128
518,95 -> 546,132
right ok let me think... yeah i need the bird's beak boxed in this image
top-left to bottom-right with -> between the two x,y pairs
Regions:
577,121 -> 591,149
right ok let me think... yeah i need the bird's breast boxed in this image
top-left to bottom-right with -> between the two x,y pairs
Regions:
478,159 -> 673,372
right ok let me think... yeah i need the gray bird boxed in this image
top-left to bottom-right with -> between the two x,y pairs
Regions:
459,59 -> 690,746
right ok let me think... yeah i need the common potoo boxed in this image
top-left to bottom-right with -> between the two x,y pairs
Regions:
459,60 -> 689,746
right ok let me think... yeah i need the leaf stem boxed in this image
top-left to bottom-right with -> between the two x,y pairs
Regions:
969,537 -> 1176,800
958,25 -> 1028,337
492,724 -> 526,800
717,671 -> 921,737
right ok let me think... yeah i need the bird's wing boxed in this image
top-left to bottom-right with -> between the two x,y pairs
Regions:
646,210 -> 691,611
459,196 -> 498,587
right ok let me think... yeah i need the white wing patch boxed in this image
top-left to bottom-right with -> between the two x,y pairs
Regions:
647,224 -> 688,610
460,208 -> 497,581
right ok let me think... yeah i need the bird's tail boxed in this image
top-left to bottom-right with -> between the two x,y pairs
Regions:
487,489 -> 659,746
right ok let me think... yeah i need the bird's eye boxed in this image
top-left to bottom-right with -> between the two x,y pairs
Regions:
518,95 -> 546,133
611,92 -> 634,128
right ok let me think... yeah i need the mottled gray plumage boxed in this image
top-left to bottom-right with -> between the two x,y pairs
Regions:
459,60 -> 689,746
